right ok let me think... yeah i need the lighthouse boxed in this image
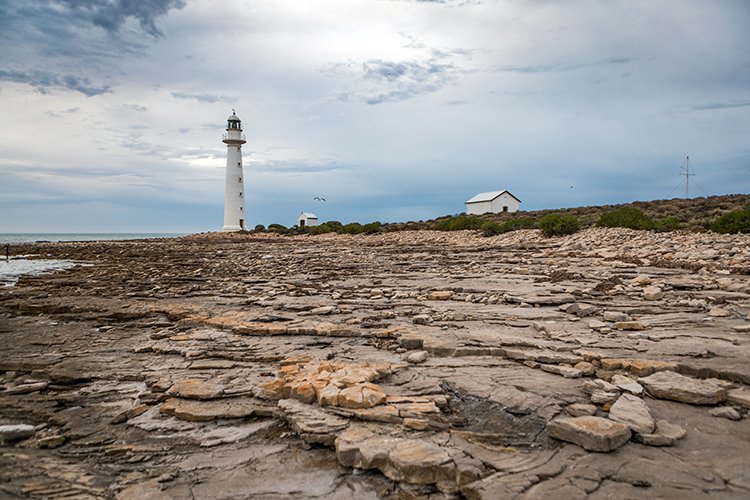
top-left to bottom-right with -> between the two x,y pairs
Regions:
222,111 -> 247,231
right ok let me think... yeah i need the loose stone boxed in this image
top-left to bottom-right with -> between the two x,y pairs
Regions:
608,393 -> 655,434
708,406 -> 741,420
639,371 -> 728,405
546,416 -> 631,452
0,424 -> 35,442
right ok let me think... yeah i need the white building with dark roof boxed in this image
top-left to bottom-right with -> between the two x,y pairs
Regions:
465,190 -> 521,215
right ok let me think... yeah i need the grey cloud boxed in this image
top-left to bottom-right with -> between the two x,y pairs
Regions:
356,58 -> 460,104
328,33 -> 473,105
496,57 -> 632,74
124,104 -> 148,112
253,160 -> 349,174
58,0 -> 187,37
172,92 -> 234,103
691,100 -> 750,111
444,99 -> 468,106
0,68 -> 111,96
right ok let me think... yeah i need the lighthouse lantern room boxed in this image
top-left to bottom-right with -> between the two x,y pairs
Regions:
222,110 -> 247,231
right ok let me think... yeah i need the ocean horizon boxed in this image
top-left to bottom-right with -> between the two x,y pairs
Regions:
0,233 -> 188,244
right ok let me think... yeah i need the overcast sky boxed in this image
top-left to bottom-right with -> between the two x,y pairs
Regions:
1,0 -> 748,232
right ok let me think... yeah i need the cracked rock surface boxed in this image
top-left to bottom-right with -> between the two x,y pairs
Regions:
1,227 -> 750,498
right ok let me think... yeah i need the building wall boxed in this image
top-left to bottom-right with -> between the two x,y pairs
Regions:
298,217 -> 318,227
490,193 -> 520,213
466,200 -> 493,215
466,193 -> 520,214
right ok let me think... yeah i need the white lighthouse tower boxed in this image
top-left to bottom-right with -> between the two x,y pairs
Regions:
222,111 -> 247,231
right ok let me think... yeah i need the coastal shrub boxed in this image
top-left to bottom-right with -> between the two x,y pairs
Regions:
362,222 -> 382,234
267,223 -> 288,233
480,217 -> 538,237
597,207 -> 654,230
539,214 -> 579,237
711,208 -> 750,234
435,215 -> 483,231
504,217 -> 537,231
253,224 -> 266,232
480,221 -> 504,236
341,223 -> 364,234
325,221 -> 344,232
654,216 -> 680,232
304,223 -> 334,235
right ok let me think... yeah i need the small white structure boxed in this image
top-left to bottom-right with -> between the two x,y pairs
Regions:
298,212 -> 318,228
465,190 -> 521,215
222,111 -> 247,231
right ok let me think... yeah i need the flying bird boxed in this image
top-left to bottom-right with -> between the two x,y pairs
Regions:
313,197 -> 326,201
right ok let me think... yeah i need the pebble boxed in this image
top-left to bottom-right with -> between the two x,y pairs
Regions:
708,406 -> 741,420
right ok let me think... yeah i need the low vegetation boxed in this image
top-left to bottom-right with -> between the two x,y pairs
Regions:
251,195 -> 750,238
597,207 -> 654,230
711,208 -> 750,234
539,214 -> 580,237
434,215 -> 484,231
256,220 -> 384,236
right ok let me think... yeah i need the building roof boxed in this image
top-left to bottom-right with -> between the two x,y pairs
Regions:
465,190 -> 521,204
299,212 -> 318,219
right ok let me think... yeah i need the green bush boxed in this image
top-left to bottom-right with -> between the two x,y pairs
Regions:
654,216 -> 680,232
539,214 -> 579,237
362,221 -> 382,234
504,217 -> 537,231
480,218 -> 533,237
267,223 -> 288,233
435,215 -> 483,231
597,207 -> 654,230
253,224 -> 266,232
304,223 -> 334,235
480,221 -> 504,236
711,208 -> 750,234
324,221 -> 343,232
341,222 -> 364,234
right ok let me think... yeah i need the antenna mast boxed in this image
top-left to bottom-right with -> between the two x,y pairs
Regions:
680,155 -> 695,198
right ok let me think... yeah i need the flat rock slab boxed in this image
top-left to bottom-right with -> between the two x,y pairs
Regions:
546,416 -> 631,452
638,371 -> 727,405
727,388 -> 750,409
0,424 -> 35,442
160,397 -> 267,421
166,379 -> 224,400
611,374 -> 643,395
197,420 -> 276,447
608,393 -> 655,434
278,399 -> 349,446
334,425 -> 473,486
635,420 -> 687,447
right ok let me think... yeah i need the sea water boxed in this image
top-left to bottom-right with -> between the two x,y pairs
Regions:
0,233 -> 185,244
0,257 -> 78,286
0,233 -> 184,286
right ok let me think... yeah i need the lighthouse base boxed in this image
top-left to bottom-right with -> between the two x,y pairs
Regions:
222,224 -> 244,232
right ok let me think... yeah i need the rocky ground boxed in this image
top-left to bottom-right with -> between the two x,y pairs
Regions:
1,228 -> 749,499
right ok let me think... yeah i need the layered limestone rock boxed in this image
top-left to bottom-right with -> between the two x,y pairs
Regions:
2,224 -> 750,498
608,393 -> 655,434
546,416 -> 631,452
262,358 -> 394,409
639,371 -> 728,405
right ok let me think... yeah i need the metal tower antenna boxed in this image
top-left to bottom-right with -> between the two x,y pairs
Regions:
680,155 -> 695,198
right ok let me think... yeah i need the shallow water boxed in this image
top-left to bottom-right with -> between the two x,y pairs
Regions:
0,258 -> 78,286
0,233 -> 185,244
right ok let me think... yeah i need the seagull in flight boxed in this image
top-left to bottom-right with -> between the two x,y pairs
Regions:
313,197 -> 326,201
